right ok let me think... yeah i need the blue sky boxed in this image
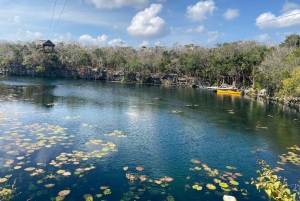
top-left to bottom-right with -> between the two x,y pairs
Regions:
0,0 -> 300,47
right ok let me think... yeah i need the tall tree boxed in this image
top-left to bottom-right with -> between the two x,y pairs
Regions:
280,33 -> 300,47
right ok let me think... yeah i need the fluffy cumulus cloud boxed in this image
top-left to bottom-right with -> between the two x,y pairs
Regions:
254,33 -> 271,42
186,0 -> 217,21
256,2 -> 300,29
223,8 -> 239,20
127,4 -> 168,39
79,34 -> 108,45
85,0 -> 149,9
108,38 -> 126,46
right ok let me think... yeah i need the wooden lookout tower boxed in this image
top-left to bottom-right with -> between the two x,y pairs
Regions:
36,40 -> 56,53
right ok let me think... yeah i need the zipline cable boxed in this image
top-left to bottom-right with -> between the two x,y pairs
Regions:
51,0 -> 68,38
178,11 -> 300,45
48,0 -> 58,39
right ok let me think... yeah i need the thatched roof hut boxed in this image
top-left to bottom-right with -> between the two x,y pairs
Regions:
36,40 -> 55,53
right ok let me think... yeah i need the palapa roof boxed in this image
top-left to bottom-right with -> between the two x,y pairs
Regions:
36,40 -> 55,47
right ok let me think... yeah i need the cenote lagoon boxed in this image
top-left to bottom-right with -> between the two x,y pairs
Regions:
0,76 -> 300,201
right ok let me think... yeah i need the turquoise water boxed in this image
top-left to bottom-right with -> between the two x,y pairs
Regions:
0,76 -> 300,201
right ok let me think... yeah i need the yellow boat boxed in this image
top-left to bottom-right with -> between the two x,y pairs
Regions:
216,89 -> 242,96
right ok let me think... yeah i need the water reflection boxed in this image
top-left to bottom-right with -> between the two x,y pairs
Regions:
0,76 -> 299,201
19,85 -> 56,106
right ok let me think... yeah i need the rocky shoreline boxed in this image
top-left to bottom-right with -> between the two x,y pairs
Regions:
1,64 -> 300,110
1,64 -> 199,87
243,88 -> 300,110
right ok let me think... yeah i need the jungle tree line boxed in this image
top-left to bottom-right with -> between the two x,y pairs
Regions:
0,33 -> 300,97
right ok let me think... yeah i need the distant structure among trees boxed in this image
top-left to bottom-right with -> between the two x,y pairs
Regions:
36,40 -> 56,53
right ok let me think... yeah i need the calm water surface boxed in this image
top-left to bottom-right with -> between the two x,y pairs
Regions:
0,76 -> 300,201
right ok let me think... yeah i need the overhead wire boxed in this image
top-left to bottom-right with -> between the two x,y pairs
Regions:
51,0 -> 68,38
48,0 -> 58,39
178,11 -> 300,45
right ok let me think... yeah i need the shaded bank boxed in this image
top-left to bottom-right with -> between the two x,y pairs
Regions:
2,64 -> 198,87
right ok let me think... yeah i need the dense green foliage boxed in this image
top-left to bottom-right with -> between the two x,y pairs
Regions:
0,179 -> 17,201
0,34 -> 300,97
252,160 -> 299,201
279,68 -> 300,97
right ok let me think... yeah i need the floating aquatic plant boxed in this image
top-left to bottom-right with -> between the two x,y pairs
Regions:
83,194 -> 93,201
192,184 -> 202,191
44,184 -> 55,188
229,180 -> 239,185
58,190 -> 70,197
136,166 -> 144,171
278,145 -> 300,166
206,183 -> 216,190
55,196 -> 64,201
24,167 -> 35,171
223,195 -> 237,201
191,159 -> 201,164
0,178 -> 8,183
95,194 -> 102,198
103,189 -> 111,195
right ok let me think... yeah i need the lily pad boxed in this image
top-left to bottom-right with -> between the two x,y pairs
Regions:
136,166 -> 144,171
214,179 -> 221,183
192,184 -> 202,191
56,196 -> 65,201
83,194 -> 93,201
103,189 -> 111,195
58,190 -> 70,196
229,180 -> 239,185
100,186 -> 109,190
57,170 -> 65,174
223,195 -> 237,201
206,184 -> 216,190
0,178 -> 8,183
219,183 -> 228,188
95,194 -> 102,198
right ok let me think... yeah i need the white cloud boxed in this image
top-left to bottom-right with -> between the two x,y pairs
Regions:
14,15 -> 21,23
79,34 -> 108,45
186,0 -> 217,21
85,0 -> 149,9
183,27 -> 222,43
51,33 -> 74,43
254,33 -> 271,42
207,31 -> 221,43
139,40 -> 149,47
155,41 -> 160,46
127,4 -> 168,39
256,2 -> 300,29
282,2 -> 300,13
25,30 -> 44,40
186,25 -> 205,33
223,8 -> 239,20
108,38 -> 126,46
